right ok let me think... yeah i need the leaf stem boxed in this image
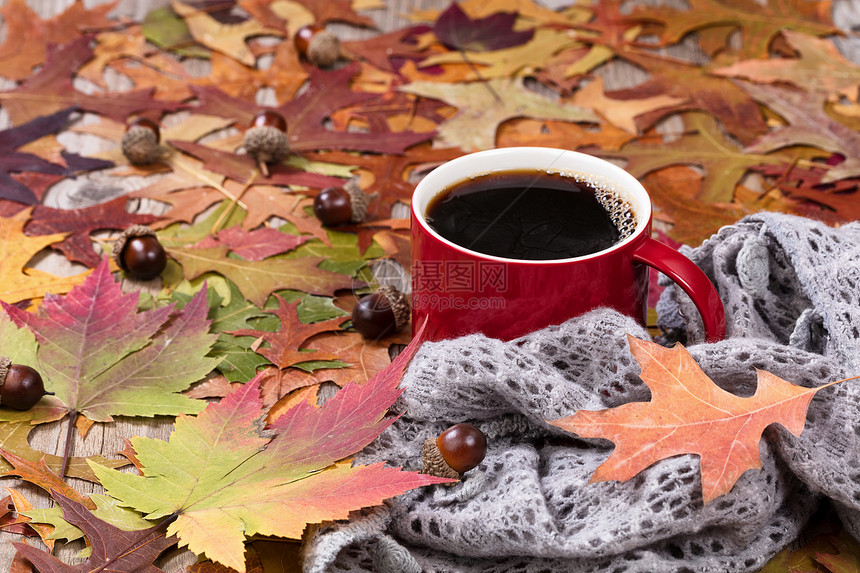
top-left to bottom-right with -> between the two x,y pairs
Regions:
59,409 -> 77,479
458,48 -> 502,104
210,169 -> 259,235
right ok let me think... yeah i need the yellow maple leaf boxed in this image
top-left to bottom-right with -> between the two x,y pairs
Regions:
0,209 -> 89,304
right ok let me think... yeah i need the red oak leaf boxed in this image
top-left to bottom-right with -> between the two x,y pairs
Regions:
26,197 -> 158,268
434,2 -> 535,52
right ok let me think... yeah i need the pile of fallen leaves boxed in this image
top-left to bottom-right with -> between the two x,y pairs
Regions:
2,0 -> 860,570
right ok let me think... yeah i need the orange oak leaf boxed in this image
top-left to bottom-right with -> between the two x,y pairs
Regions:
627,0 -> 836,59
0,38 -> 180,126
551,335 -> 844,504
229,295 -> 346,369
266,329 -> 410,394
712,30 -> 860,99
194,42 -> 307,104
0,0 -> 116,81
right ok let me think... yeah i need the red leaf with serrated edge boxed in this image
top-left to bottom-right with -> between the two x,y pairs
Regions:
26,197 -> 157,267
229,294 -> 345,368
14,493 -> 177,573
193,226 -> 310,261
3,260 -> 217,422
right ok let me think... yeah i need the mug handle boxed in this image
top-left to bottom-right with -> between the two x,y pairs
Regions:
633,237 -> 727,342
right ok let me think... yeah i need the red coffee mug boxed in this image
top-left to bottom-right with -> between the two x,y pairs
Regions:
410,147 -> 726,342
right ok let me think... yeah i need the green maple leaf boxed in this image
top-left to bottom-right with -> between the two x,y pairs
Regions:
596,112 -> 783,202
399,77 -> 598,150
0,259 -> 217,422
90,326 -> 450,572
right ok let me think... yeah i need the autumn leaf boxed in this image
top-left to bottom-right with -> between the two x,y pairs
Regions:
25,197 -> 158,268
292,0 -> 376,28
168,245 -> 361,306
229,294 -> 346,369
194,42 -> 307,103
595,112 -> 784,202
90,323 -> 450,572
15,493 -> 177,573
193,226 -> 311,261
0,0 -> 116,81
273,329 -> 409,393
0,38 -> 180,126
0,422 -> 128,482
0,107 -> 81,206
419,28 -> 578,80
571,76 -> 686,134
342,25 -> 433,73
167,140 -> 344,188
171,0 -> 283,66
712,30 -> 860,98
738,81 -> 860,182
0,209 -> 88,304
608,49 -> 769,144
628,0 -> 836,59
433,2 -> 534,52
551,335 -> 844,504
2,259 -> 216,422
399,77 -> 598,150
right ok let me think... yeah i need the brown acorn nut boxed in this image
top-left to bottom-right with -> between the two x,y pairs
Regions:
351,284 -> 409,340
0,356 -> 52,410
243,110 -> 290,176
294,24 -> 341,68
422,423 -> 488,481
111,225 -> 167,281
313,180 -> 370,227
121,117 -> 163,165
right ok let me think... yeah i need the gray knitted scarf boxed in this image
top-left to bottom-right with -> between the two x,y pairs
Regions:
304,213 -> 860,573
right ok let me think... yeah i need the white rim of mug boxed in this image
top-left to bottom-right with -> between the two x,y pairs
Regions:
411,147 -> 652,265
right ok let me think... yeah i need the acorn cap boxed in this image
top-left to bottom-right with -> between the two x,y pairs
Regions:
344,179 -> 370,223
421,437 -> 461,482
307,30 -> 341,68
0,355 -> 10,405
121,125 -> 162,165
112,225 -> 158,272
377,284 -> 409,332
243,125 -> 290,165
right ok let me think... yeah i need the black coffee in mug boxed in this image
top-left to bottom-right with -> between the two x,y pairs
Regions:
425,170 -> 635,260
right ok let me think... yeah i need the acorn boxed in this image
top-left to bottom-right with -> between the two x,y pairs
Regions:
294,24 -> 341,68
121,117 -> 163,165
351,284 -> 409,340
243,110 -> 290,177
0,357 -> 52,410
422,423 -> 488,482
313,180 -> 370,227
112,225 -> 167,281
